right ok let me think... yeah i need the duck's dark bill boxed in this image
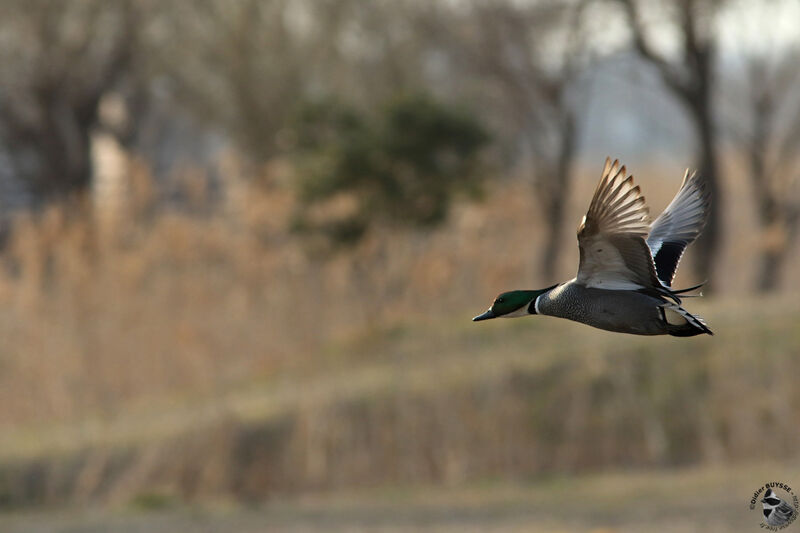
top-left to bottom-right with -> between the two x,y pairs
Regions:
472,310 -> 496,321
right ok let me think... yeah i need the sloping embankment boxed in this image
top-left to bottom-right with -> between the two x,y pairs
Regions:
1,298 -> 798,507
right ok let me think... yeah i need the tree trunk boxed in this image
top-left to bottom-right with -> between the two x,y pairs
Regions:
539,114 -> 576,282
757,248 -> 784,292
692,108 -> 720,287
14,88 -> 99,205
540,200 -> 563,282
751,202 -> 795,293
39,128 -> 93,203
678,59 -> 719,290
622,0 -> 722,289
749,133 -> 778,292
745,88 -> 794,293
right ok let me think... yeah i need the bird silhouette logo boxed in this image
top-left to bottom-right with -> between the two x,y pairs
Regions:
751,484 -> 799,529
762,488 -> 797,528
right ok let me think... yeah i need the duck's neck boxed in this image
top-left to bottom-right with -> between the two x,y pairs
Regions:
527,284 -> 558,315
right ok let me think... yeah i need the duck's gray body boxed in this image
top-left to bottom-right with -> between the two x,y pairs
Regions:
536,280 -> 706,336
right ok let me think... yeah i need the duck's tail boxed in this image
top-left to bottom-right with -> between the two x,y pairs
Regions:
670,281 -> 706,295
660,303 -> 713,337
658,280 -> 706,305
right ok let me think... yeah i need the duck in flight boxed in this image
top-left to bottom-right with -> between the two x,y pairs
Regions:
473,158 -> 712,336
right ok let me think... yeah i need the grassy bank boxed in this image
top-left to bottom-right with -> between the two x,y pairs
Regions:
2,462 -> 797,532
1,295 -> 798,507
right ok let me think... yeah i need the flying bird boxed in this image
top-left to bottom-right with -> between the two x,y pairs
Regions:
473,158 -> 712,336
761,488 -> 796,527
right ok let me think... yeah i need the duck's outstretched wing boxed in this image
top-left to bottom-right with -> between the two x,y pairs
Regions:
576,158 -> 662,291
646,169 -> 710,286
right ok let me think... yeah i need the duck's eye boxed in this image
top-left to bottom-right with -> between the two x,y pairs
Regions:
496,298 -> 504,304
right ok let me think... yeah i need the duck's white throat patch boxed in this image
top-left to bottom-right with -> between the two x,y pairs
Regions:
504,305 -> 531,318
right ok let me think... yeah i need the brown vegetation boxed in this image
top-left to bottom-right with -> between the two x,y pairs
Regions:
0,158 -> 798,507
1,292 -> 799,507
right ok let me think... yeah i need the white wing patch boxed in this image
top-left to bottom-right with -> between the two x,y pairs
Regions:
578,234 -> 647,290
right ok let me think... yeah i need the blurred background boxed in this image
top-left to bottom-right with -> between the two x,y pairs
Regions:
0,0 -> 799,531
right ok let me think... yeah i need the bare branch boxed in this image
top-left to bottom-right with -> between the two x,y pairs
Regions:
618,0 -> 690,98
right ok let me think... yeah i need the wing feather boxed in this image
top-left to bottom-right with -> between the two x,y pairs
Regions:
577,158 -> 661,290
646,169 -> 711,286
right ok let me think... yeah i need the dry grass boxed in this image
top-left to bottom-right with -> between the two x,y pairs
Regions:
2,462 -> 799,532
0,156 -> 792,424
0,156 -> 798,507
0,293 -> 798,507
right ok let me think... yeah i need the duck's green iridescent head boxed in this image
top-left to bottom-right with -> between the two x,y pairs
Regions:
473,287 -> 552,321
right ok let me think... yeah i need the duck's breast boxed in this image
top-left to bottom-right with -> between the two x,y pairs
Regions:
537,281 -> 667,335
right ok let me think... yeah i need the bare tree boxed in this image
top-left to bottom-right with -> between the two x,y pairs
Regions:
152,1 -> 301,166
437,0 -> 589,280
619,0 -> 725,285
0,0 -> 141,204
155,0 -> 387,173
159,0 -> 453,168
725,49 -> 800,291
